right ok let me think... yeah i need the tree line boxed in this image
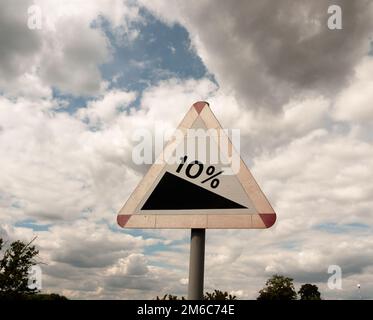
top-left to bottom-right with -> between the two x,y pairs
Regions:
1,237 -> 320,300
156,275 -> 321,300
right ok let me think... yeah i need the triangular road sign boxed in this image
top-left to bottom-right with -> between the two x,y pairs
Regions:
117,101 -> 276,229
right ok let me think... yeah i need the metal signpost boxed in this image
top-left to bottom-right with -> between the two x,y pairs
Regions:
188,228 -> 205,300
117,101 -> 276,299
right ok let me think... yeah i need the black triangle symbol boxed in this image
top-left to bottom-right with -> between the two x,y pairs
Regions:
141,171 -> 247,210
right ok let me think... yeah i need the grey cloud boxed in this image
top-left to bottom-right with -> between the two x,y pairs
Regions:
283,254 -> 373,284
43,265 -> 102,292
280,251 -> 373,285
0,1 -> 140,97
0,0 -> 41,79
143,0 -> 373,111
39,16 -> 110,96
126,254 -> 149,276
54,249 -> 122,269
0,225 -> 8,240
53,237 -> 147,269
105,275 -> 160,291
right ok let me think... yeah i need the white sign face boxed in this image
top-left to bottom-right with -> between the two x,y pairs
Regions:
117,101 -> 276,229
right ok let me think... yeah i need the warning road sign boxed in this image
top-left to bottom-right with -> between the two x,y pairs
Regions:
117,101 -> 276,229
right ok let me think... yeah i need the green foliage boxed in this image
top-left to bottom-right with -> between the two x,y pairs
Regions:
23,293 -> 68,300
156,289 -> 236,300
0,237 -> 39,296
0,293 -> 68,301
204,290 -> 236,300
298,284 -> 321,300
257,274 -> 297,300
156,294 -> 186,300
157,281 -> 322,301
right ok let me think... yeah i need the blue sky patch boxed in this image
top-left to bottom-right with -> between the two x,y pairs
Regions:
15,219 -> 51,232
100,9 -> 208,93
313,222 -> 370,234
53,9 -> 210,115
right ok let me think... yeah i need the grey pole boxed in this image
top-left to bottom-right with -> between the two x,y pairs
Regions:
188,228 -> 205,300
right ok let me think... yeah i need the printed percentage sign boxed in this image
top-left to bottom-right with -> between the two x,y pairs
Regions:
176,156 -> 223,189
201,166 -> 223,189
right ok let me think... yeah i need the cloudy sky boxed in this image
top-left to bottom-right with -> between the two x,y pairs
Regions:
1,0 -> 373,299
